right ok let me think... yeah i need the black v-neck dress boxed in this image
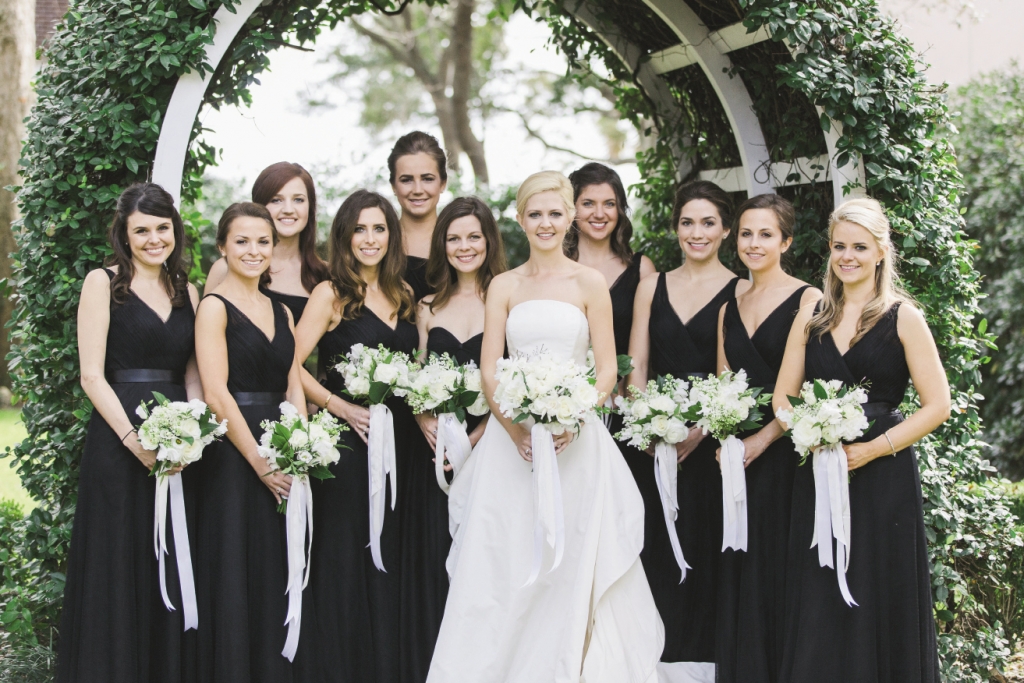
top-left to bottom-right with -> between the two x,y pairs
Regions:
624,273 -> 740,665
404,256 -> 431,304
399,326 -> 485,683
194,294 -> 305,683
260,286 -> 309,324
302,306 -> 418,683
780,303 -> 939,683
716,286 -> 809,683
58,270 -> 197,683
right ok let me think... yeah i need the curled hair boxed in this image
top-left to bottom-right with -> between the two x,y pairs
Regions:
105,183 -> 189,308
251,162 -> 329,293
670,180 -> 734,233
806,197 -> 914,345
564,162 -> 634,264
426,197 -> 508,313
215,202 -> 279,288
515,171 -> 575,220
734,193 -> 796,243
327,190 -> 414,322
387,131 -> 448,185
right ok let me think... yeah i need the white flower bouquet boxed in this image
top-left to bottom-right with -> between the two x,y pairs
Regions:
333,343 -> 419,572
256,401 -> 348,661
687,369 -> 771,552
136,392 -> 226,629
775,379 -> 870,607
614,375 -> 696,580
405,352 -> 490,494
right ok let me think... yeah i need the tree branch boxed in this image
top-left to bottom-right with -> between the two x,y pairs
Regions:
495,106 -> 630,165
350,18 -> 438,88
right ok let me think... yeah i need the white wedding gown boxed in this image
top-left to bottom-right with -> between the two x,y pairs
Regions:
427,300 -> 664,683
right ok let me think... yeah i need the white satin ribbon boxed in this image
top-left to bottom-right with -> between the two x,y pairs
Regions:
281,475 -> 313,661
654,441 -> 690,582
524,423 -> 565,586
434,413 -> 472,495
154,472 -> 198,630
719,435 -> 748,552
811,444 -> 857,606
368,403 -> 397,572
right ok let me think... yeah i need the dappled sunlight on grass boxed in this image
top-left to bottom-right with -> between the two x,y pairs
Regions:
0,409 -> 32,511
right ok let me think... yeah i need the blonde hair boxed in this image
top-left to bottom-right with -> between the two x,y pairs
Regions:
515,171 -> 575,220
806,197 -> 914,344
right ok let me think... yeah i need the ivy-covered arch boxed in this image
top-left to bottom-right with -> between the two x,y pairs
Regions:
6,0 -> 1020,680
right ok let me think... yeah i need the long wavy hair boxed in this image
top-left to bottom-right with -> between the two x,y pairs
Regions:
564,162 -> 634,263
215,203 -> 280,288
327,190 -> 414,322
251,162 -> 329,293
425,197 -> 507,313
806,198 -> 914,344
105,183 -> 189,307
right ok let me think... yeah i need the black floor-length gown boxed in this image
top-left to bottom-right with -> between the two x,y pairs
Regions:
624,273 -> 740,665
58,269 -> 196,683
303,307 -> 418,683
610,253 -> 645,359
195,294 -> 304,683
716,286 -> 809,683
780,303 -> 939,683
400,327 -> 485,683
405,256 -> 431,304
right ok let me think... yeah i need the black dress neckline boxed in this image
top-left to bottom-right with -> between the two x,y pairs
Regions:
430,326 -> 483,347
739,286 -> 810,343
206,293 -> 282,345
663,273 -> 742,328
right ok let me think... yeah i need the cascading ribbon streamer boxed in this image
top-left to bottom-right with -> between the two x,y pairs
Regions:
281,476 -> 313,661
719,434 -> 748,552
368,403 -> 397,571
524,423 -> 565,586
811,443 -> 857,606
154,471 -> 198,630
654,440 -> 690,582
434,413 -> 472,495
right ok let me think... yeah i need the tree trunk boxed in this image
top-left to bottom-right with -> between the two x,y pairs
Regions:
0,0 -> 34,389
450,0 -> 489,186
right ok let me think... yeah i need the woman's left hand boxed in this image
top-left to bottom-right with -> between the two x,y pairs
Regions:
553,430 -> 574,455
843,442 -> 877,471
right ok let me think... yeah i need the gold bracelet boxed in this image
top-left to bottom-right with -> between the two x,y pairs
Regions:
323,393 -> 334,411
884,430 -> 897,456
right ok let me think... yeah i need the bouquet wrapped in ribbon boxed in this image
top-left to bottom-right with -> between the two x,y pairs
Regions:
493,349 -> 601,584
257,402 -> 347,660
614,376 -> 695,580
687,369 -> 770,552
404,352 -> 490,494
775,379 -> 869,606
334,343 -> 417,571
136,393 -> 227,630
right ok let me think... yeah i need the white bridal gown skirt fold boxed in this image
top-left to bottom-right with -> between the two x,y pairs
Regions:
430,413 -> 664,683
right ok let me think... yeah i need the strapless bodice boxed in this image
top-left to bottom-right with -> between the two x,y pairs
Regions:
506,300 -> 591,365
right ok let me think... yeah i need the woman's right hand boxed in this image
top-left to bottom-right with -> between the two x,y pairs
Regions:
415,413 -> 439,449
333,398 -> 371,444
510,424 -> 533,462
125,433 -> 157,471
675,427 -> 706,464
260,468 -> 293,505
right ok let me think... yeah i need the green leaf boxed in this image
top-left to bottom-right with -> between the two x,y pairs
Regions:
813,380 -> 828,401
616,354 -> 633,378
368,381 -> 390,405
125,157 -> 139,174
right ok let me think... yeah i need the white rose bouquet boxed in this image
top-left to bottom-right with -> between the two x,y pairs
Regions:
687,369 -> 771,552
775,379 -> 870,607
256,401 -> 348,661
614,375 -> 695,580
333,343 -> 418,572
136,392 -> 226,629
405,352 -> 490,494
493,349 -> 601,584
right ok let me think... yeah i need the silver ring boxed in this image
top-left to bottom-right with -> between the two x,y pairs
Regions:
276,487 -> 282,494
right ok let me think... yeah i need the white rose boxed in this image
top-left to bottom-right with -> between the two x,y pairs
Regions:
792,420 -> 822,451
649,414 -> 670,438
307,423 -> 328,444
289,429 -> 310,450
159,446 -> 181,464
374,363 -> 400,385
279,402 -> 299,418
180,418 -> 202,441
555,396 -> 577,424
468,394 -> 490,417
571,382 -> 598,410
664,417 -> 688,444
464,369 -> 482,392
347,376 -> 371,397
632,399 -> 651,420
648,395 -> 676,414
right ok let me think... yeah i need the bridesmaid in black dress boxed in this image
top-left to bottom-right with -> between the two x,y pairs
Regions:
774,198 -> 949,683
627,180 -> 750,676
294,190 -> 418,683
59,183 -> 201,683
387,131 -> 448,302
205,161 -> 329,323
714,195 -> 820,683
403,197 -> 507,682
194,202 -> 308,683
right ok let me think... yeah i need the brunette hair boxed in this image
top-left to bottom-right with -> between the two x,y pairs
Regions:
426,197 -> 508,313
734,193 -> 796,243
806,198 -> 914,345
215,202 -> 279,288
670,180 -> 734,233
105,183 -> 189,307
250,161 -> 329,293
327,190 -> 414,321
564,163 -> 634,264
387,131 -> 448,185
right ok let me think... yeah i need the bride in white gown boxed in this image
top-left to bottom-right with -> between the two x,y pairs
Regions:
427,171 -> 664,683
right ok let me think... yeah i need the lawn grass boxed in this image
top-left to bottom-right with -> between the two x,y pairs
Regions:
0,409 -> 32,512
